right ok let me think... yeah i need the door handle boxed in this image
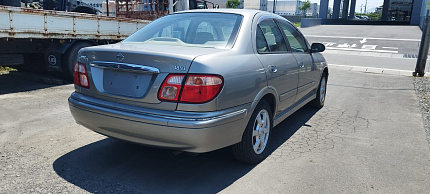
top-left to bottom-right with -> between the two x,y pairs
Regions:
268,65 -> 277,73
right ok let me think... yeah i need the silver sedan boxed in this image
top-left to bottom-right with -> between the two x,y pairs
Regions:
68,9 -> 328,163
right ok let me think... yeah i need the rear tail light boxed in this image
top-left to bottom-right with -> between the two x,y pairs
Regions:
180,75 -> 223,103
158,74 -> 185,102
158,74 -> 223,104
73,62 -> 90,89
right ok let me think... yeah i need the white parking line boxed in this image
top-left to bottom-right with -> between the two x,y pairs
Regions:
382,47 -> 399,50
305,35 -> 421,42
326,47 -> 398,53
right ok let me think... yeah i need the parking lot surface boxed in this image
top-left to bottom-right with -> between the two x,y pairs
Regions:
0,67 -> 429,193
301,25 -> 428,73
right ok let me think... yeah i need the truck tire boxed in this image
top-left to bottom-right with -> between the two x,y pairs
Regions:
62,41 -> 92,80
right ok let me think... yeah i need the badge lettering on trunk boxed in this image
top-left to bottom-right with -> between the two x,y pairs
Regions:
174,66 -> 186,71
116,53 -> 125,61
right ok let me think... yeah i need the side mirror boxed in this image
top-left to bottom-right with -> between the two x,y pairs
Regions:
311,43 -> 325,53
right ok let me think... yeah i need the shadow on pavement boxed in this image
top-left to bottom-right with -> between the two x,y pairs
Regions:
53,106 -> 319,193
0,72 -> 67,95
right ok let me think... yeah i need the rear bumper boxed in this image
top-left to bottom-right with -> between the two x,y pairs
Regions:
68,92 -> 249,153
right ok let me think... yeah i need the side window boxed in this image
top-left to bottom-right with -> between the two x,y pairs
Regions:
256,19 -> 287,53
256,26 -> 269,53
277,20 -> 309,52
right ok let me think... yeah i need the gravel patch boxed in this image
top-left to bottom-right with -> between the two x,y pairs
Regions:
414,77 -> 430,146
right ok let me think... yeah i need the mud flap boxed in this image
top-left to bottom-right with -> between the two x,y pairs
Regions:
44,41 -> 74,72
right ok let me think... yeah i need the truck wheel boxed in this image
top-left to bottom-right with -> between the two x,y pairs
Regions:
232,100 -> 272,164
62,42 -> 92,80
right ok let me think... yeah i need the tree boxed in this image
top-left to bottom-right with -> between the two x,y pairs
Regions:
226,0 -> 241,8
366,12 -> 381,21
299,0 -> 311,16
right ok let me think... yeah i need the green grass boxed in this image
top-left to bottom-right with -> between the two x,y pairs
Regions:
0,66 -> 17,75
293,23 -> 300,28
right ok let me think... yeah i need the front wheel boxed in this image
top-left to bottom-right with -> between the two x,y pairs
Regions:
232,100 -> 272,164
311,73 -> 327,109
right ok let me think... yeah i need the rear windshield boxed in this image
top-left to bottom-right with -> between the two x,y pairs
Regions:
123,13 -> 243,49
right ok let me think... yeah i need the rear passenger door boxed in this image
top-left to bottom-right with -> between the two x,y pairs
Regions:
254,18 -> 299,115
277,20 -> 318,102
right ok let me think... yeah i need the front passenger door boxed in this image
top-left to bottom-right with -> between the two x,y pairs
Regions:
277,20 -> 318,102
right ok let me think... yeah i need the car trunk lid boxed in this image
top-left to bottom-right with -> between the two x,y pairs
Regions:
79,43 -> 224,111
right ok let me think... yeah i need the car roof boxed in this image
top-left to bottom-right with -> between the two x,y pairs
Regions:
175,8 -> 271,18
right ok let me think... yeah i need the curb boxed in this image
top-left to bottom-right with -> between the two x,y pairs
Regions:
328,64 -> 430,77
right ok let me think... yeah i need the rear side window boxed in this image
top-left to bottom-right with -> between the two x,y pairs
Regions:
256,26 -> 269,52
256,19 -> 287,53
277,20 -> 309,52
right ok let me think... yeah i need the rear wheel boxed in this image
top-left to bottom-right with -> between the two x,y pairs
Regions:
233,100 -> 272,164
62,42 -> 92,80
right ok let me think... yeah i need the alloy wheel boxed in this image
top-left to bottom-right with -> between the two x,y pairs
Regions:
319,76 -> 327,104
252,109 -> 270,154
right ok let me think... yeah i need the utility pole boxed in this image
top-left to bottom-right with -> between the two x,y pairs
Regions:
415,10 -> 430,77
364,0 -> 367,14
360,4 -> 363,14
106,0 -> 109,16
273,0 -> 276,13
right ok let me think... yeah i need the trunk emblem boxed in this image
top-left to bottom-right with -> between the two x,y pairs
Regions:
78,55 -> 88,62
174,66 -> 186,71
116,53 -> 125,61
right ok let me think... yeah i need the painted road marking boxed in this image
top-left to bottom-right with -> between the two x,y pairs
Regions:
360,38 -> 367,44
305,35 -> 421,42
322,42 -> 398,53
326,47 -> 398,53
382,47 -> 399,50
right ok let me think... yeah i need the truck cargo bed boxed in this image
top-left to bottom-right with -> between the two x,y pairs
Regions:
0,5 -> 150,40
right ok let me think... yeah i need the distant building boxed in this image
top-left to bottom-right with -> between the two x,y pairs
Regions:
387,0 -> 414,21
319,0 -> 425,27
243,0 -> 268,11
309,2 -> 319,16
267,0 -> 319,16
267,1 -> 298,15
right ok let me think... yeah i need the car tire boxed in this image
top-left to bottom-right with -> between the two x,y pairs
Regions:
311,72 -> 327,109
62,41 -> 92,80
232,100 -> 272,164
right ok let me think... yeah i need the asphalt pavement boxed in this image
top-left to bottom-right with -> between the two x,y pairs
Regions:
0,67 -> 429,193
301,25 -> 428,74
